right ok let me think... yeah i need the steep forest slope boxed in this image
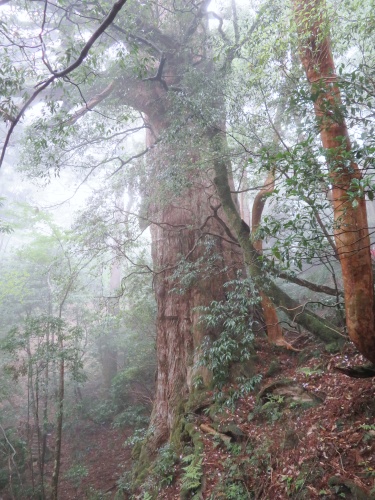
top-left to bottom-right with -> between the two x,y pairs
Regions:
39,338 -> 375,499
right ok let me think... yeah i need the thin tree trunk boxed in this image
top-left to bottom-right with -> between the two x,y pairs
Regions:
41,328 -> 50,490
252,168 -> 286,345
211,129 -> 344,344
26,348 -> 36,496
51,337 -> 64,500
294,0 -> 375,363
51,288 -> 71,498
251,98 -> 298,348
101,259 -> 120,390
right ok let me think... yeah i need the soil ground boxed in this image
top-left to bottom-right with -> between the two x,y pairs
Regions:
159,335 -> 375,499
55,424 -> 132,499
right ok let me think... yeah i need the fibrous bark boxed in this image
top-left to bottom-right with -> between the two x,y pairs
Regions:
107,5 -> 248,454
144,116 -> 245,452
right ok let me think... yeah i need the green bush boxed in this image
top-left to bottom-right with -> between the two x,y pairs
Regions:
198,276 -> 260,388
112,405 -> 149,429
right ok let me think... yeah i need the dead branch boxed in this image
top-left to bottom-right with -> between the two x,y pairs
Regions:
200,423 -> 232,445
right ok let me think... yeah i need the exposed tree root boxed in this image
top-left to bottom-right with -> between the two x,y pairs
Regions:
200,423 -> 232,445
334,364 -> 375,378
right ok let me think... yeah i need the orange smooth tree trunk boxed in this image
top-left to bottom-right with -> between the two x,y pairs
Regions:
294,0 -> 375,363
252,169 -> 285,345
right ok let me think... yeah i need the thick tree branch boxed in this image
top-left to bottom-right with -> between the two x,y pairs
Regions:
182,0 -> 211,44
276,270 -> 343,297
206,12 -> 230,43
231,0 -> 239,44
64,81 -> 115,125
132,18 -> 176,51
142,56 -> 168,91
123,31 -> 163,55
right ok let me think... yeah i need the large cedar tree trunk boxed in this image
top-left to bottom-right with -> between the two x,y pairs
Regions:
294,0 -> 375,363
108,3 -> 248,451
145,117 -> 244,451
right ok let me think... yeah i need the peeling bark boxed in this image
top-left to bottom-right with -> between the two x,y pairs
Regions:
294,0 -> 375,363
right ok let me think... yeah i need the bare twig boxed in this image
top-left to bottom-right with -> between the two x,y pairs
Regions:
0,0 -> 128,169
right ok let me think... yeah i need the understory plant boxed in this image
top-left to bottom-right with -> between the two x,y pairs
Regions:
197,276 -> 261,390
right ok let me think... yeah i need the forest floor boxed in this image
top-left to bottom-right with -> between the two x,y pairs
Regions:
49,423 -> 132,499
157,335 -> 375,499
27,335 -> 375,499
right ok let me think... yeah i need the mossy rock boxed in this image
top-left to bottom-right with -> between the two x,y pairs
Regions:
131,436 -> 154,488
170,415 -> 190,451
325,341 -> 343,354
184,422 -> 204,453
257,379 -> 294,402
328,475 -> 375,499
290,400 -> 321,411
265,359 -> 282,377
261,401 -> 280,411
132,463 -> 150,490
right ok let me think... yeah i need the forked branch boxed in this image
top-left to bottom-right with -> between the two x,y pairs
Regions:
0,0 -> 128,169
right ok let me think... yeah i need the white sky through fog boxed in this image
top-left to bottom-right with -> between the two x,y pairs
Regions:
0,0 -> 255,227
